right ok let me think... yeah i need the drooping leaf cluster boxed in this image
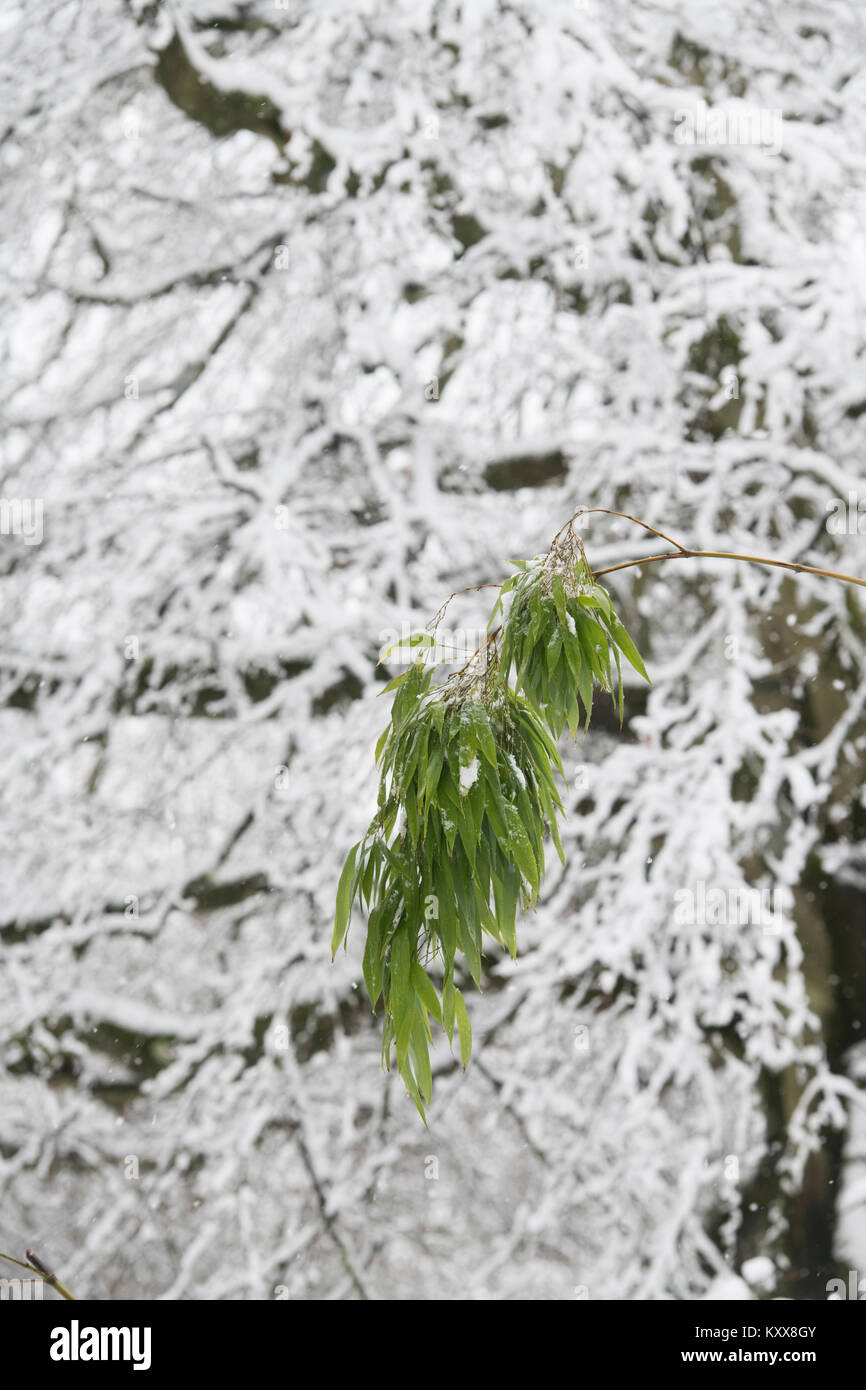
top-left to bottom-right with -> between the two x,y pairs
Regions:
496,541 -> 650,734
333,527 -> 650,1118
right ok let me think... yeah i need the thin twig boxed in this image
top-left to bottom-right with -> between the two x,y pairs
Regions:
572,507 -> 865,587
428,582 -> 503,632
573,506 -> 690,553
0,1249 -> 77,1300
592,547 -> 866,588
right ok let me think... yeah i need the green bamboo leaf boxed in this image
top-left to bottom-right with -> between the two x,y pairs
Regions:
552,573 -> 568,625
457,923 -> 482,990
410,1011 -> 433,1102
435,855 -> 458,967
576,658 -> 593,729
379,631 -> 436,662
586,583 -> 613,618
361,841 -> 380,907
405,783 -> 419,844
528,584 -> 543,644
362,905 -> 384,1006
400,1051 -> 429,1124
454,988 -> 473,1069
440,812 -> 458,855
455,802 -> 477,870
607,615 -> 650,682
513,704 -> 564,775
442,970 -> 456,1042
565,685 -> 581,737
458,706 -> 476,768
481,763 -> 509,846
410,961 -> 443,1023
468,704 -> 498,767
463,777 -> 484,846
549,805 -> 565,865
563,630 -> 582,683
425,739 -> 445,805
400,723 -> 426,792
391,930 -> 413,1066
374,723 -> 391,762
381,1014 -> 394,1070
378,670 -> 411,695
515,781 -> 545,873
390,662 -> 427,730
492,862 -> 519,957
474,877 -> 499,941
452,851 -> 482,986
431,699 -> 445,736
578,617 -> 610,685
577,585 -> 613,621
503,805 -> 539,893
331,842 -> 359,957
575,627 -> 596,719
546,629 -> 562,677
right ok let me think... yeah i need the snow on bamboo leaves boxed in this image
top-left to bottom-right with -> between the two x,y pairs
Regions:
332,536 -> 650,1119
496,544 -> 650,734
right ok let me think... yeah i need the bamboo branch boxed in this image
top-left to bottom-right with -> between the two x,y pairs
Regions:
591,546 -> 866,588
576,507 -> 866,589
0,1248 -> 77,1300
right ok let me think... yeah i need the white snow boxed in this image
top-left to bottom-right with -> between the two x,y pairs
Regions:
459,757 -> 479,793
